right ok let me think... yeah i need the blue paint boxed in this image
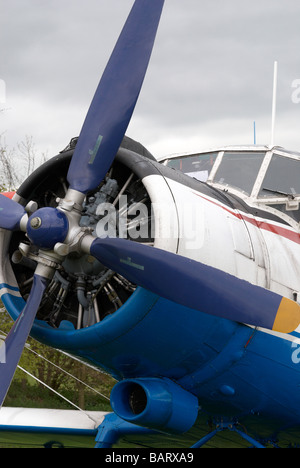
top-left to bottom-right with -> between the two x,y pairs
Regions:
191,422 -> 265,448
0,283 -> 20,292
67,0 -> 165,193
0,275 -> 48,407
90,236 -> 285,331
219,385 -> 236,396
3,283 -> 300,443
27,208 -> 69,250
0,424 -> 96,437
110,377 -> 199,433
0,195 -> 25,231
94,413 -> 155,448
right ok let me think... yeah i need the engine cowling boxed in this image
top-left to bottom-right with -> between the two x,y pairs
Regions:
0,136 -> 178,336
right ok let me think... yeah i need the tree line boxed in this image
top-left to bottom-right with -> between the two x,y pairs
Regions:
0,133 -> 47,191
0,295 -> 114,411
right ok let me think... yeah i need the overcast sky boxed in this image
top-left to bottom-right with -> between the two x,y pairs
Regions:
1,0 -> 300,169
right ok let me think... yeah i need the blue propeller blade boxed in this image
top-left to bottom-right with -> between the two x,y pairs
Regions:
0,194 -> 26,231
67,0 -> 165,194
89,237 -> 300,334
0,274 -> 48,407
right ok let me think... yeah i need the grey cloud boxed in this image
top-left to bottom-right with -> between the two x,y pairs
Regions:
1,0 -> 300,161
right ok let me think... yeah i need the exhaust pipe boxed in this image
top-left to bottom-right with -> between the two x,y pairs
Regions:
110,377 -> 199,434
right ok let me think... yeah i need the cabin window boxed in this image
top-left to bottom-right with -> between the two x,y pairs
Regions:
213,152 -> 265,195
166,152 -> 218,182
259,154 -> 300,198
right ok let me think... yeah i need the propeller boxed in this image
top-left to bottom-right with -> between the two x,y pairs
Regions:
67,0 -> 165,194
0,273 -> 49,407
0,0 -> 165,405
0,194 -> 27,231
1,0 -> 298,411
82,236 -> 300,335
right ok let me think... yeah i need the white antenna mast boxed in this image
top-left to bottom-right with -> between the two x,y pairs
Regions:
270,60 -> 278,147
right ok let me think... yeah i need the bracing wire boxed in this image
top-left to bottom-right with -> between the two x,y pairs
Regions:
0,327 -> 111,406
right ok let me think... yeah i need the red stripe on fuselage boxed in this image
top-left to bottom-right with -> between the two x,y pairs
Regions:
193,191 -> 300,245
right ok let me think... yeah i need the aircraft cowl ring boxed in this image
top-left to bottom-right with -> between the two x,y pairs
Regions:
27,207 -> 69,250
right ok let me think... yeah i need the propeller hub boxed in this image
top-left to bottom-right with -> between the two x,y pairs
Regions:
27,207 -> 69,250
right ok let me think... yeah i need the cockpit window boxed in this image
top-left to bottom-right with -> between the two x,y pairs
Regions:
166,152 -> 218,182
259,154 -> 300,198
213,152 -> 265,195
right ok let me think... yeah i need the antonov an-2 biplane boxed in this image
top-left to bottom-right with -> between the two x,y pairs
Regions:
1,0 -> 300,449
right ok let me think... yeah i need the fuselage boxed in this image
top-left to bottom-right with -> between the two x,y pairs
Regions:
1,141 -> 300,446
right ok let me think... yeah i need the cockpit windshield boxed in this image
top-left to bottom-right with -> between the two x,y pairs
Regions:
259,154 -> 300,198
162,147 -> 300,224
165,152 -> 218,182
213,152 -> 265,195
